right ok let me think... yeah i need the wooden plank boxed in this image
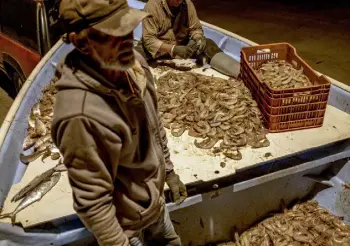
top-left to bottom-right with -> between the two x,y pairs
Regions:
1,66 -> 349,228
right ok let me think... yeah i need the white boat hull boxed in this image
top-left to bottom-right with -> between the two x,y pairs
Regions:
0,0 -> 349,245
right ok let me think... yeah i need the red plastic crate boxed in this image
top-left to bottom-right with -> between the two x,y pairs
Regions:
240,62 -> 330,108
257,95 -> 326,124
261,112 -> 325,133
240,43 -> 331,132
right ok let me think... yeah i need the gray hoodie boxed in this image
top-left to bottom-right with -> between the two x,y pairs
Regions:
51,49 -> 173,246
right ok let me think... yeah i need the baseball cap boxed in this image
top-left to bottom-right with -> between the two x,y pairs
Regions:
59,0 -> 150,37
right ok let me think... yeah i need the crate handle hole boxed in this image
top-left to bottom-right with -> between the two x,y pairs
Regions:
257,49 -> 271,54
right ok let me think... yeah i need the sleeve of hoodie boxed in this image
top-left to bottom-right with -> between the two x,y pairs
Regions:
187,0 -> 204,39
157,109 -> 174,172
142,2 -> 164,59
54,116 -> 129,246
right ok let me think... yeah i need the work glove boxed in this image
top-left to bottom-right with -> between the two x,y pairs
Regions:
172,45 -> 194,59
166,170 -> 187,205
193,36 -> 206,55
187,39 -> 199,53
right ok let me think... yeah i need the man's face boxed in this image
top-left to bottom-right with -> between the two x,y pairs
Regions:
87,28 -> 135,71
167,0 -> 183,7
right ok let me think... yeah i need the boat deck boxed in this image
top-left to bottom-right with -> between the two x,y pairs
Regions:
0,0 -> 349,244
1,65 -> 350,228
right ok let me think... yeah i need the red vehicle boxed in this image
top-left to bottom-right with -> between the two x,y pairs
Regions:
0,0 -> 63,95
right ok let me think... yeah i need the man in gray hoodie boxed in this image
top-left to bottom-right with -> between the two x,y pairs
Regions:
51,0 -> 187,245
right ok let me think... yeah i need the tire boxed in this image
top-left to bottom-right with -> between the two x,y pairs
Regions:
12,71 -> 25,94
3,62 -> 26,96
0,70 -> 16,98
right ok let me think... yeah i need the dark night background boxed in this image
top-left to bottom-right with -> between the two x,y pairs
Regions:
193,0 -> 350,85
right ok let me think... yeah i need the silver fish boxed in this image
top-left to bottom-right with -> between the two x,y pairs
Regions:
31,103 -> 41,116
1,173 -> 61,225
41,115 -> 52,121
20,149 -> 47,165
35,118 -> 47,136
54,164 -> 66,172
49,95 -> 56,105
23,135 -> 37,151
36,141 -> 51,152
27,113 -> 36,128
33,135 -> 51,151
40,146 -> 59,162
11,163 -> 65,203
51,152 -> 61,160
50,146 -> 60,153
50,147 -> 60,160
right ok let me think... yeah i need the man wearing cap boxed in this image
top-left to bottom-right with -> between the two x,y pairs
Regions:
51,0 -> 187,245
136,0 -> 240,77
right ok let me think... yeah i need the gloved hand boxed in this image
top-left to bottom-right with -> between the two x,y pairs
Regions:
187,39 -> 199,53
193,36 -> 206,55
166,170 -> 187,205
172,45 -> 194,59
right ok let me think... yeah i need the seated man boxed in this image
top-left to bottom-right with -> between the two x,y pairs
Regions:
136,0 -> 240,77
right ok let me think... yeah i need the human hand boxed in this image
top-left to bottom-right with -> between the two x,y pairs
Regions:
172,45 -> 194,59
187,39 -> 199,52
166,170 -> 187,205
193,36 -> 206,55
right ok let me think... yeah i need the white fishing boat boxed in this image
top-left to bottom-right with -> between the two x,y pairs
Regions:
0,0 -> 349,245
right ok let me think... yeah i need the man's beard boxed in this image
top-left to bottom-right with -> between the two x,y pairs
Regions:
91,47 -> 135,71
